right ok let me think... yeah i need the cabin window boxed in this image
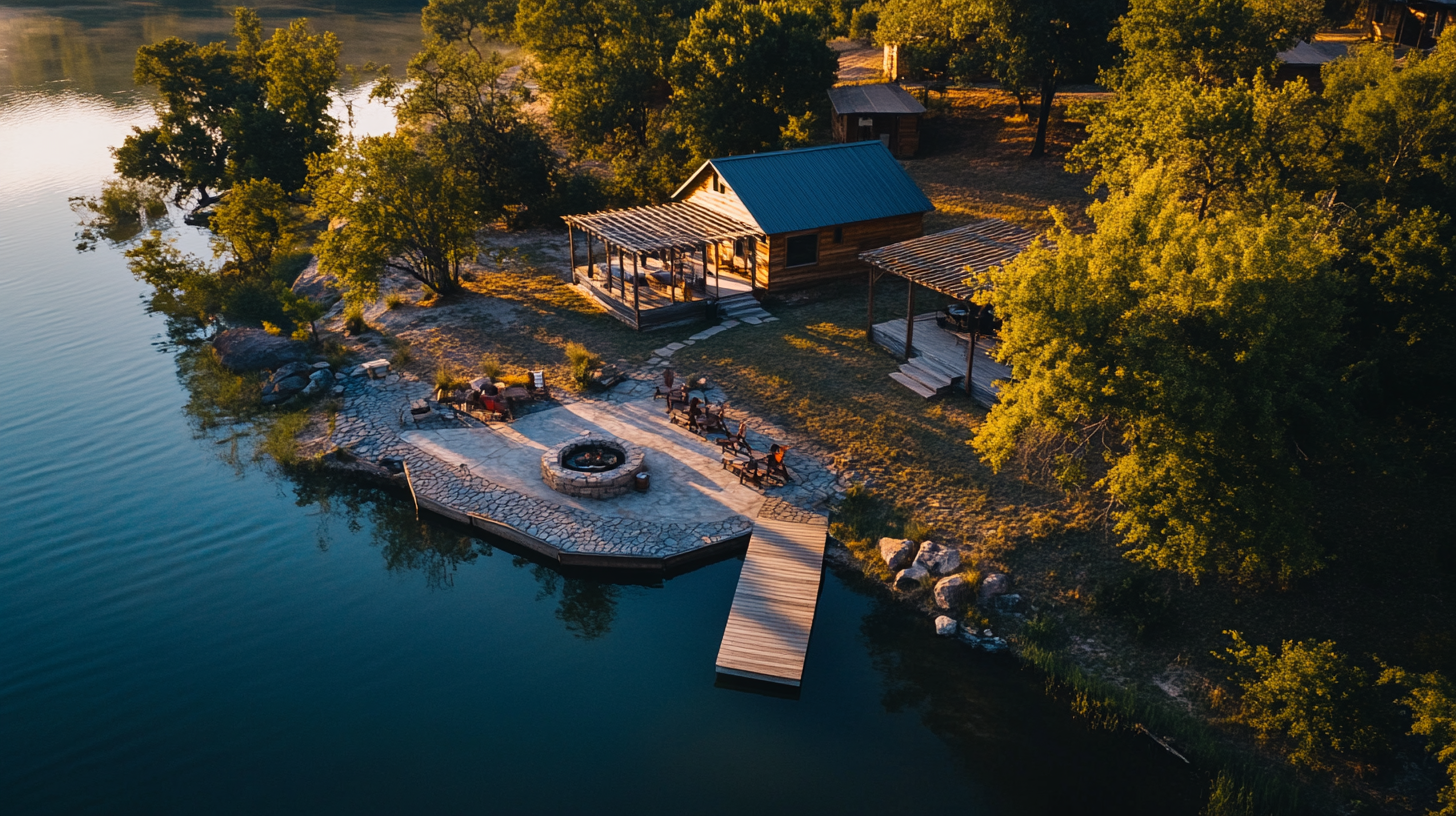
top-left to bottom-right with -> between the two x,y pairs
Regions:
786,233 -> 818,267
833,226 -> 844,244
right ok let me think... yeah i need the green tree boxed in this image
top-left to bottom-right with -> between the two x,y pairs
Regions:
670,0 -> 838,159
1219,632 -> 1386,770
516,0 -> 702,155
1394,671 -> 1456,815
209,178 -> 298,277
125,232 -> 225,332
379,25 -> 558,227
309,134 -> 480,298
1110,0 -> 1323,89
113,7 -> 339,203
1069,75 -> 1324,217
957,0 -> 1122,157
973,167 -> 1346,585
422,0 -> 518,53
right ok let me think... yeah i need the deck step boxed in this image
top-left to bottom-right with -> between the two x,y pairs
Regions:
902,358 -> 954,391
888,371 -> 938,399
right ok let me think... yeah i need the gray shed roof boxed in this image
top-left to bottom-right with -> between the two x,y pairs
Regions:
1278,40 -> 1350,66
827,83 -> 927,116
672,141 -> 934,235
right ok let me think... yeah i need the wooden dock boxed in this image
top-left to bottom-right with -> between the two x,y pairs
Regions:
715,515 -> 829,687
873,313 -> 1011,408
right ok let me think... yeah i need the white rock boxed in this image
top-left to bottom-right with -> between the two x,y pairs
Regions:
979,572 -> 1011,604
913,541 -> 962,576
934,616 -> 958,636
933,574 -> 972,609
893,563 -> 929,591
878,537 -> 916,572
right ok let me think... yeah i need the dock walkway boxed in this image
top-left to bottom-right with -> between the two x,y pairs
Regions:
715,514 -> 829,687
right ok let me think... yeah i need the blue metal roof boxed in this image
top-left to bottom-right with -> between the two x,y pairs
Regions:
672,141 -> 933,235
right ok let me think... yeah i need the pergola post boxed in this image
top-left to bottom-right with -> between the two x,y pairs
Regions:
586,233 -> 594,280
567,224 -> 576,281
964,329 -> 979,400
671,249 -> 678,303
633,252 -> 641,328
866,269 -> 877,341
713,241 -> 720,300
904,278 -> 915,360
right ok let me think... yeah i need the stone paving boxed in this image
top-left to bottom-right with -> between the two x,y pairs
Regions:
314,303 -> 844,565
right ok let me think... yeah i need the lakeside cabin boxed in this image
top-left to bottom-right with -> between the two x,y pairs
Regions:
563,141 -> 933,330
827,83 -> 926,158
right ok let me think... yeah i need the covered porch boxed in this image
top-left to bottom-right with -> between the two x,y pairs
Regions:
859,219 -> 1035,406
564,202 -> 763,331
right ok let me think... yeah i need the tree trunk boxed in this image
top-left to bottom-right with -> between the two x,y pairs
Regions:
1031,77 -> 1056,158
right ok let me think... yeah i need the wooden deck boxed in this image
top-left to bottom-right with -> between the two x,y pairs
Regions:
715,515 -> 828,687
873,313 -> 1011,408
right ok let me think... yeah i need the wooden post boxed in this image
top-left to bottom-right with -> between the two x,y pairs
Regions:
867,269 -> 877,341
964,330 -> 979,400
567,224 -> 576,280
904,278 -> 915,360
671,249 -> 678,303
403,461 -> 420,519
713,241 -> 720,300
633,252 -> 641,330
586,233 -> 594,280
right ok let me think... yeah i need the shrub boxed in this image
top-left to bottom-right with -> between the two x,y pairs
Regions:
479,354 -> 505,381
434,367 -> 466,392
343,303 -> 368,335
1092,568 -> 1172,639
1395,671 -> 1456,815
384,292 -> 406,310
902,515 -> 932,542
258,410 -> 311,466
565,341 -> 599,387
1219,631 -> 1386,770
1202,772 -> 1255,816
384,334 -> 412,367
261,321 -> 283,336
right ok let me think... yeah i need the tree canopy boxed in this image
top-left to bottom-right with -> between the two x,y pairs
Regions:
671,0 -> 838,159
1109,0 -> 1323,89
114,8 -> 340,202
309,134 -> 480,299
974,167 -> 1346,585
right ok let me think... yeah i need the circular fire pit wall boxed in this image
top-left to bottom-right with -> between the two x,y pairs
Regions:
541,435 -> 647,499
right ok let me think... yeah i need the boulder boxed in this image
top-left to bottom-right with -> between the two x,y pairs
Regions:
213,328 -> 310,372
993,592 -> 1023,613
289,256 -> 340,304
979,572 -> 1011,604
933,575 -> 972,609
934,616 -> 958,636
913,541 -> 962,576
272,361 -> 314,381
878,537 -> 916,572
301,368 -> 334,397
893,563 -> 929,591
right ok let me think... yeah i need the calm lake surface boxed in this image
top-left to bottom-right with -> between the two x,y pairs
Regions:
0,3 -> 1202,813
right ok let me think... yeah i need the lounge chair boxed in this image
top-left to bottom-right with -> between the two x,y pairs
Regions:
698,403 -> 727,436
528,370 -> 551,400
729,444 -> 790,487
669,397 -> 704,434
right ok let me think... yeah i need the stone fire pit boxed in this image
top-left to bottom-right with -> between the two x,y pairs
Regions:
540,434 -> 647,499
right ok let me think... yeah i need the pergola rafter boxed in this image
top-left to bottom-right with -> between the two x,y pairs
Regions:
564,201 -> 761,254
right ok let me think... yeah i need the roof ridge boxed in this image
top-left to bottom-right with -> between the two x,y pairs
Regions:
709,141 -> 881,164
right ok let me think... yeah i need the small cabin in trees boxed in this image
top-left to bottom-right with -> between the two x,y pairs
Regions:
827,83 -> 926,158
563,141 -> 933,329
1365,0 -> 1451,47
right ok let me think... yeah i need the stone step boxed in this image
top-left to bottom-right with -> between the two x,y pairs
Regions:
889,371 -> 938,399
901,358 -> 954,392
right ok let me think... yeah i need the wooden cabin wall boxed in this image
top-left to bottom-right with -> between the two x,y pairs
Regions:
831,113 -> 847,142
681,172 -> 756,226
762,212 -> 924,292
897,116 -> 919,158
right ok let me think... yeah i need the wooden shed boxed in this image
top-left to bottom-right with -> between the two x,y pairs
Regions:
827,83 -> 926,158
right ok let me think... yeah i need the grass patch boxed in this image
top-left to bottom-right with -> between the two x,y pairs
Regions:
384,292 -> 406,310
257,410 -> 311,466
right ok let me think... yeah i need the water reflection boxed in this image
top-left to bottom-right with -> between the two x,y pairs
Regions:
0,1 -> 428,97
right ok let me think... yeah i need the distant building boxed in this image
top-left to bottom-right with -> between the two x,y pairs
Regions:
1275,41 -> 1351,89
1365,0 -> 1452,48
827,83 -> 927,159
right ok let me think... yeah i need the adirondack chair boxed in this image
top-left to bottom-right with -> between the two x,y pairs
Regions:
653,368 -> 677,401
698,402 -> 727,436
729,443 -> 785,486
715,419 -> 749,455
761,444 -> 791,485
669,397 -> 704,433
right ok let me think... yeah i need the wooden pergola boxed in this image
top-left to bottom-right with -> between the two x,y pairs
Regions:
563,201 -> 761,329
859,218 -> 1036,393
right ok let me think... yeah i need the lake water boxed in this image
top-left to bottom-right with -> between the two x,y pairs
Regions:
0,3 -> 1202,813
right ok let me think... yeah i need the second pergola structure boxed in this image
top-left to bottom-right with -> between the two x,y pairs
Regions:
858,218 -> 1036,394
563,201 -> 761,331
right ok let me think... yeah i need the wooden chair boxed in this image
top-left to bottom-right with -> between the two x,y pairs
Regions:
761,445 -> 791,485
715,420 -> 749,455
698,403 -> 727,436
654,368 -> 677,401
669,397 -> 704,434
730,444 -> 789,487
528,370 -> 551,400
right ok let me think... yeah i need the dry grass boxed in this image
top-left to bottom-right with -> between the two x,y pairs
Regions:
905,86 -> 1099,233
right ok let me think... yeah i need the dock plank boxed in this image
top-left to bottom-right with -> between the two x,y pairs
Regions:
715,516 -> 828,687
